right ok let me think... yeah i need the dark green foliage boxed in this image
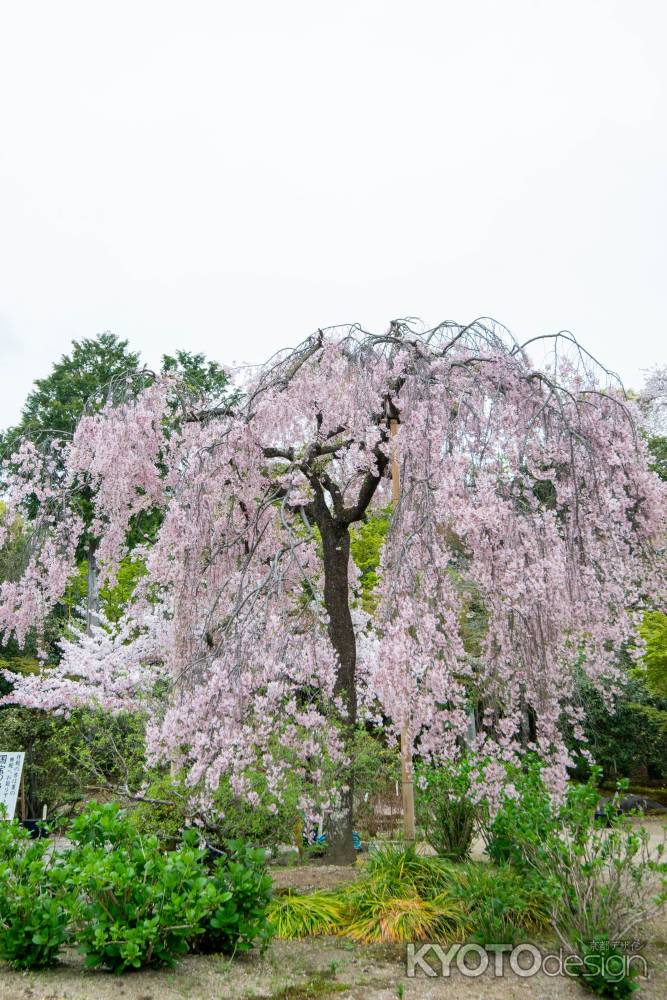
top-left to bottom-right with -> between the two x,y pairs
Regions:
2,333 -> 141,449
0,816 -> 72,969
481,755 -> 554,867
131,767 -> 303,851
453,863 -> 550,945
0,701 -> 146,820
160,350 -> 233,402
647,434 -> 667,482
194,840 -> 273,955
0,504 -> 30,583
63,804 -> 272,972
567,671 -> 667,783
415,760 -> 477,861
574,940 -> 641,998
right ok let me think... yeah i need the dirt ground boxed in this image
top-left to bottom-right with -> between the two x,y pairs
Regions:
2,931 -> 665,1000
2,824 -> 666,1000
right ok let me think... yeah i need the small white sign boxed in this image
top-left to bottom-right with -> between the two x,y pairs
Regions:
0,752 -> 25,820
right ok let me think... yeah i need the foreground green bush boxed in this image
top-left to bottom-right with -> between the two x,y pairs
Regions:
193,840 -> 273,956
477,759 -> 667,997
0,802 -> 273,973
65,804 -> 273,972
526,780 -> 666,998
452,861 -> 550,946
67,810 -> 214,971
0,817 -> 71,970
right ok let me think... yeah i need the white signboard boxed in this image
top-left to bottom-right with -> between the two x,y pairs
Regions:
0,752 -> 24,820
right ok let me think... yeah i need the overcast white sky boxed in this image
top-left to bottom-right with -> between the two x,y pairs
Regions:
1,0 -> 665,429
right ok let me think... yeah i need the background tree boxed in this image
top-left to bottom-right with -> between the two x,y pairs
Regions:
1,335 -> 234,630
1,333 -> 141,449
0,334 -> 234,817
0,333 -> 143,631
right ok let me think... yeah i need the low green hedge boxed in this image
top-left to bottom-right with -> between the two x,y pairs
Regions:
0,802 -> 272,972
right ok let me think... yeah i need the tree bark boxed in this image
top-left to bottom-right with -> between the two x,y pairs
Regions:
320,517 -> 357,864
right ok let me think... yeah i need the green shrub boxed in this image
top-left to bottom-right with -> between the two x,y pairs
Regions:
66,808 -> 212,971
415,759 -> 477,861
63,803 -> 273,972
0,817 -> 72,969
194,840 -> 273,955
479,754 -> 555,867
573,939 -> 643,999
453,862 -> 550,946
523,780 -> 666,998
127,772 -> 191,847
131,768 -> 302,852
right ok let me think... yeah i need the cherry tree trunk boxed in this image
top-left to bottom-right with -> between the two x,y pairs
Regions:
320,518 -> 357,864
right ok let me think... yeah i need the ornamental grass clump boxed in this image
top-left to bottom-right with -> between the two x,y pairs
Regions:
341,885 -> 466,944
361,841 -> 458,897
340,844 -> 467,944
268,890 -> 346,938
266,843 -> 549,947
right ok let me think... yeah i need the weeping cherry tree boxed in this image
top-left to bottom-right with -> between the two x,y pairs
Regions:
1,319 -> 664,862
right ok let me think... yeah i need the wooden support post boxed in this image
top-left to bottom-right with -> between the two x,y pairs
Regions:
390,417 -> 416,843
19,769 -> 26,822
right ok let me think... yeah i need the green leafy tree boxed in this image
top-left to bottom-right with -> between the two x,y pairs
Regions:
160,350 -> 232,401
567,668 -> 667,782
350,508 -> 390,612
1,334 -> 234,631
0,337 -> 234,817
2,333 -> 141,449
0,333 -> 144,631
647,435 -> 667,481
639,611 -> 667,701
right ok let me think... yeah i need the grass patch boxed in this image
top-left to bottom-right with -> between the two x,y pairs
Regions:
268,975 -> 349,999
267,844 -> 550,947
268,890 -> 346,938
